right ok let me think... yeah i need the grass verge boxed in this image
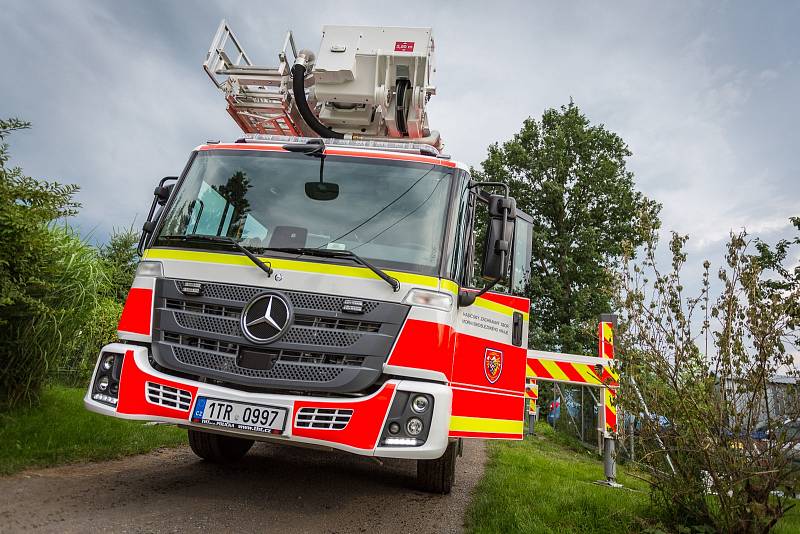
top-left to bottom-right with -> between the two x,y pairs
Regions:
0,385 -> 186,475
467,423 -> 800,534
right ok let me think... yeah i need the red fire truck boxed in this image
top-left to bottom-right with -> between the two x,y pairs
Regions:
85,21 -> 533,493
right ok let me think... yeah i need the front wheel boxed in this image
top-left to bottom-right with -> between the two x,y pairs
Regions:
188,429 -> 254,463
416,440 -> 458,494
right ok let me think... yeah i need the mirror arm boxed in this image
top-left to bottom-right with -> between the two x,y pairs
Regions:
137,176 -> 177,256
458,268 -> 503,307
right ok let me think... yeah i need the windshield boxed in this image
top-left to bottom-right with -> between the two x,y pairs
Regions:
155,150 -> 453,275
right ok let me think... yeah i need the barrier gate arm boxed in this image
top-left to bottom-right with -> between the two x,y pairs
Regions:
525,315 -> 621,485
526,350 -> 618,388
526,314 -> 619,438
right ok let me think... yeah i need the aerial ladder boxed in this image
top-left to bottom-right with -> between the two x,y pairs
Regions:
203,21 -> 441,148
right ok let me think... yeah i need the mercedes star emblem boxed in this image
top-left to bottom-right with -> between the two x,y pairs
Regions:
240,293 -> 292,344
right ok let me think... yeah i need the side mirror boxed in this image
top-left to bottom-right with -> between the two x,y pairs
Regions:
458,192 -> 516,307
480,194 -> 516,280
156,183 -> 175,206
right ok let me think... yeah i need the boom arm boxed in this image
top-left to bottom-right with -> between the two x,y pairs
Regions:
203,20 -> 441,148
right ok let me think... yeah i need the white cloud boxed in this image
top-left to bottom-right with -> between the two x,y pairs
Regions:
1,0 -> 797,255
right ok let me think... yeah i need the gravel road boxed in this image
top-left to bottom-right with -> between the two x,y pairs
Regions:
0,438 -> 486,533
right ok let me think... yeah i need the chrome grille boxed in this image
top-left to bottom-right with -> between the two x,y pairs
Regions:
162,331 -> 238,355
152,279 -> 409,392
281,327 -> 359,347
173,347 -> 344,382
161,331 -> 365,368
293,315 -> 381,333
175,311 -> 241,337
146,382 -> 192,411
200,282 -> 379,312
165,298 -> 239,317
295,407 -> 353,430
173,308 -> 364,347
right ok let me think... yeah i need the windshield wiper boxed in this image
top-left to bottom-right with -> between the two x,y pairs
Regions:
160,234 -> 273,277
261,247 -> 400,292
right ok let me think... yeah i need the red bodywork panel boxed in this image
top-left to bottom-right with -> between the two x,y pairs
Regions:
118,287 -> 153,336
387,291 -> 530,439
116,350 -> 198,418
292,384 -> 396,450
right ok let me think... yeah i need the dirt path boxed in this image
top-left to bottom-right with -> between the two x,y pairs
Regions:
0,439 -> 486,533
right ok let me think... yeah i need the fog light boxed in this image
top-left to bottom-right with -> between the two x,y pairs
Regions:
406,417 -> 423,436
97,376 -> 109,392
389,422 -> 401,434
411,395 -> 429,413
101,355 -> 114,371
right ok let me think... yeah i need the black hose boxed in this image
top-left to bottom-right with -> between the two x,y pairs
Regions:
291,63 -> 344,139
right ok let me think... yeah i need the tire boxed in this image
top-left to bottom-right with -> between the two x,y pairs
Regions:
416,440 -> 458,494
188,429 -> 254,463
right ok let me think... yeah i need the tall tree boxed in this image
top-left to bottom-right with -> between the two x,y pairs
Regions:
475,102 -> 660,354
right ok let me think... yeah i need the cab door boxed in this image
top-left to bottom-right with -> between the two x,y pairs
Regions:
447,186 -> 532,440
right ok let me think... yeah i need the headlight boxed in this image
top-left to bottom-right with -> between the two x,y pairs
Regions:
135,261 -> 163,278
92,352 -> 121,407
97,376 -> 110,392
406,417 -> 424,436
403,288 -> 453,312
411,395 -> 429,413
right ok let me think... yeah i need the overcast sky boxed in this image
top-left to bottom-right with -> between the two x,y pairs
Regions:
2,1 -> 798,269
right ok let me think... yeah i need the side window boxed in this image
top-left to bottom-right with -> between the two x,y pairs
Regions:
511,217 -> 533,294
446,171 -> 475,285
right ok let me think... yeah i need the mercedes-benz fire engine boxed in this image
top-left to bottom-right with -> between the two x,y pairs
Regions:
85,21 -> 533,493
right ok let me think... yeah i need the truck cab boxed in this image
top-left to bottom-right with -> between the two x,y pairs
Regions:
85,22 -> 533,494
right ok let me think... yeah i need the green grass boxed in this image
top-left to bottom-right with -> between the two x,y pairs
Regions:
0,385 -> 186,475
467,423 -> 800,534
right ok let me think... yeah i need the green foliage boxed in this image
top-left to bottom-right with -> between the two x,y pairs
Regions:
0,119 -> 138,406
99,227 -> 139,302
475,102 -> 660,353
0,119 -> 85,407
0,385 -> 185,475
467,423 -> 657,533
617,222 -> 800,533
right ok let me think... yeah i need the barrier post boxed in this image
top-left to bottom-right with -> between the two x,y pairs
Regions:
598,313 -> 622,488
525,378 -> 538,435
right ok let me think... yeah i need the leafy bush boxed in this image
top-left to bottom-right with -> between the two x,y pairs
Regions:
617,221 -> 800,533
59,229 -> 139,385
0,120 -> 140,405
0,119 -> 84,407
99,227 -> 139,303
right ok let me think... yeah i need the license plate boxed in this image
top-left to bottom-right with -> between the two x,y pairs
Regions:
191,397 -> 287,435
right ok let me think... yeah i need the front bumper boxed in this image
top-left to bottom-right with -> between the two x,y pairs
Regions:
84,344 -> 452,459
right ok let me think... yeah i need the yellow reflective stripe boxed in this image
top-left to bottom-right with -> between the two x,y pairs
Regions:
473,296 -> 530,321
440,279 -> 459,294
605,388 -> 617,412
576,364 -> 602,385
526,363 -> 535,378
449,415 -> 523,434
143,248 -> 438,287
602,322 -> 614,345
540,359 -> 569,382
439,279 -> 530,320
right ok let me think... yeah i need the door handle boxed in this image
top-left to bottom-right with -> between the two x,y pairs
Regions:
512,311 -> 523,347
